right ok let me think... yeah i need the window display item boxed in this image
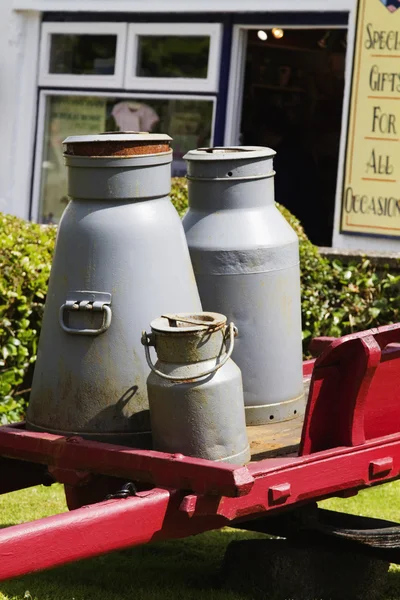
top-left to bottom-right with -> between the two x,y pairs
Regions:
111,101 -> 159,132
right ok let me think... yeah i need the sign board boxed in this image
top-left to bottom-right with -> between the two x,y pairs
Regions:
341,0 -> 400,238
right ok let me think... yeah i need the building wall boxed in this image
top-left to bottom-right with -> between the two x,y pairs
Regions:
13,0 -> 355,13
0,4 -> 40,219
0,2 -> 23,216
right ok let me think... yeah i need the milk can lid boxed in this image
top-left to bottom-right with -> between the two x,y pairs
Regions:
183,146 -> 276,161
64,132 -> 172,144
63,132 -> 172,157
151,312 -> 227,334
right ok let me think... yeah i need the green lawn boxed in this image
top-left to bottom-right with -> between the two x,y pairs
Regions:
0,481 -> 398,600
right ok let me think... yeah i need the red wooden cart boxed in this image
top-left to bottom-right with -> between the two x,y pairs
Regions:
0,323 -> 399,581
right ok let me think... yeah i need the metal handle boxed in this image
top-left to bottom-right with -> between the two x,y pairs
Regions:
141,322 -> 237,383
59,301 -> 112,336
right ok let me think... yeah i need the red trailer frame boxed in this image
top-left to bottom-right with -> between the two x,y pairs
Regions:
0,323 -> 399,580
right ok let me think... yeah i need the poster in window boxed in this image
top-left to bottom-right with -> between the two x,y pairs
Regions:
41,96 -> 106,223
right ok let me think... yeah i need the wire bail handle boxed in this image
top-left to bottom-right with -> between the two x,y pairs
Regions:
141,322 -> 238,383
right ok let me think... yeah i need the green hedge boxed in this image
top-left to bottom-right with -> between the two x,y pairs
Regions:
0,215 -> 56,422
0,178 -> 399,422
278,205 -> 400,343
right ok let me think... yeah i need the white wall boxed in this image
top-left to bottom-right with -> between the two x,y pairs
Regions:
0,1 -> 22,216
0,4 -> 40,219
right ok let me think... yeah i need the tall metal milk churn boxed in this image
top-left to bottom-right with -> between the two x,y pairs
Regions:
182,147 -> 304,425
27,133 -> 202,446
142,312 -> 250,464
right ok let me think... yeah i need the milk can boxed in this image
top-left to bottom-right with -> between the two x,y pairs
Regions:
142,312 -> 250,464
182,147 -> 304,425
27,133 -> 202,447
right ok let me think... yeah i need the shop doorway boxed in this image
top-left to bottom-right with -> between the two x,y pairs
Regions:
239,28 -> 347,246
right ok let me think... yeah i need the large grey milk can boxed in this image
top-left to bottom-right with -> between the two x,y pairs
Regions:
142,312 -> 250,464
182,146 -> 304,425
27,132 -> 202,446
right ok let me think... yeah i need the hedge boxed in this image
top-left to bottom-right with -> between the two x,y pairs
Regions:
0,178 -> 399,422
0,215 -> 56,422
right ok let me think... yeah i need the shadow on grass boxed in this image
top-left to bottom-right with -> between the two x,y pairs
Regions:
386,566 -> 400,600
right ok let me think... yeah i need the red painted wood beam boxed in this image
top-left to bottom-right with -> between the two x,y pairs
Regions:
303,359 -> 315,378
308,337 -> 336,357
0,435 -> 398,581
0,426 -> 254,498
301,323 -> 400,454
0,435 -> 399,581
0,488 -> 170,580
0,488 -> 227,582
187,433 -> 400,521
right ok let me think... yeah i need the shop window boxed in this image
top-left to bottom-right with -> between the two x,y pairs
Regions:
137,36 -> 210,79
49,34 -> 117,75
125,24 -> 222,92
39,23 -> 127,88
34,92 -> 215,224
34,21 -> 220,222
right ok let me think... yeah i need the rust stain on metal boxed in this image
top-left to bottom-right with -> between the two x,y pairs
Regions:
64,141 -> 171,157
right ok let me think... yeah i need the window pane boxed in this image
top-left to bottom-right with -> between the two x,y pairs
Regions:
38,95 -> 214,224
49,34 -> 117,75
136,36 -> 210,78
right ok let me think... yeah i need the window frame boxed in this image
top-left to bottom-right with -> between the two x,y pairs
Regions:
38,22 -> 128,88
31,89 -> 217,221
124,23 -> 222,93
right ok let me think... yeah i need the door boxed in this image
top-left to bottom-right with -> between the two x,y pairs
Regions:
227,25 -> 348,247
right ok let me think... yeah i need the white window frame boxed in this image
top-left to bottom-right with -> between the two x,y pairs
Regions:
31,89 -> 217,221
125,23 -> 222,93
38,22 -> 128,88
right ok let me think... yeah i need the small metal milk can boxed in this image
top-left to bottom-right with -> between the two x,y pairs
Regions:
142,312 -> 250,465
182,146 -> 304,426
27,133 -> 202,447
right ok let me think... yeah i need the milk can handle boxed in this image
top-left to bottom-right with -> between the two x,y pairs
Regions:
59,302 -> 112,336
141,322 -> 238,382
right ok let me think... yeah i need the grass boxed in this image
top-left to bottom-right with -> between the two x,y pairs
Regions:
0,481 -> 398,599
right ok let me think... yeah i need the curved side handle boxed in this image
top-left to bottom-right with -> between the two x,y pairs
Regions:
59,299 -> 112,336
141,322 -> 237,383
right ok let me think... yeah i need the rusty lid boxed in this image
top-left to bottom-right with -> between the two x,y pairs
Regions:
151,312 -> 227,334
63,132 -> 172,158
